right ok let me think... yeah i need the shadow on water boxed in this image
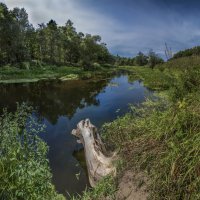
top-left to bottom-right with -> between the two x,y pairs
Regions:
0,73 -> 153,197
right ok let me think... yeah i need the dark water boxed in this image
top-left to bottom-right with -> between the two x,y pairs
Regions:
0,74 -> 153,197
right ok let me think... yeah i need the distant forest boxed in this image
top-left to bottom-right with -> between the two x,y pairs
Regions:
173,46 -> 200,59
0,3 -> 114,69
3,2 -> 197,69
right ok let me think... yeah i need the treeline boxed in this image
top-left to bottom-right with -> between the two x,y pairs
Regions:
0,3 -> 114,69
173,46 -> 200,59
116,50 -> 164,68
0,2 -> 165,70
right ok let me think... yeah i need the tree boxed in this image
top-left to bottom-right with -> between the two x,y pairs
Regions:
0,2 -> 113,68
135,52 -> 148,66
11,7 -> 31,63
36,23 -> 47,63
80,34 -> 103,69
63,20 -> 81,64
0,3 -> 15,65
148,49 -> 164,69
46,20 -> 58,63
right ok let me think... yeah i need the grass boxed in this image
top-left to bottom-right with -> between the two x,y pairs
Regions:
0,65 -> 82,83
70,176 -> 116,200
119,65 -> 175,91
0,64 -> 119,84
2,57 -> 200,199
161,55 -> 200,69
103,97 -> 200,199
98,58 -> 200,199
67,59 -> 200,199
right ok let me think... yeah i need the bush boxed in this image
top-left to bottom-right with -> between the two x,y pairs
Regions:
78,60 -> 92,71
135,52 -> 148,66
101,63 -> 114,68
0,104 -> 65,200
92,62 -> 101,70
20,62 -> 30,70
169,66 -> 200,102
30,60 -> 45,69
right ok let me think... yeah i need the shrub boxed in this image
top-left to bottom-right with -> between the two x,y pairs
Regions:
135,52 -> 148,66
20,62 -> 30,70
92,62 -> 101,70
148,50 -> 164,69
0,104 -> 65,200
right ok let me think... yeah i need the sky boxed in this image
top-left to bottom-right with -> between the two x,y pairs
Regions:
3,0 -> 200,57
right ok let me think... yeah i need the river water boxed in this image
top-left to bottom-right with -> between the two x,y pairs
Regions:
0,73 -> 153,197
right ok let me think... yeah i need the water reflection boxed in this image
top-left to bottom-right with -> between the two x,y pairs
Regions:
0,79 -> 109,123
0,74 -> 153,197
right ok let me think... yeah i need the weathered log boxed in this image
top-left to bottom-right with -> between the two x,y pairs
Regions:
72,119 -> 116,187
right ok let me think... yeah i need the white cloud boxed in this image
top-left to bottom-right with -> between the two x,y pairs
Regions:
4,0 -> 120,52
5,0 -> 118,36
4,0 -> 200,57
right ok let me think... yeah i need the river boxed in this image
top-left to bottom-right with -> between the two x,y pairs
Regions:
0,73 -> 153,197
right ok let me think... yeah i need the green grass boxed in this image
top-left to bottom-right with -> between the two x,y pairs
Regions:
100,58 -> 200,199
161,55 -> 200,69
0,65 -> 83,83
0,65 -> 119,84
70,176 -> 116,200
69,60 -> 200,199
103,96 -> 200,199
118,66 -> 175,91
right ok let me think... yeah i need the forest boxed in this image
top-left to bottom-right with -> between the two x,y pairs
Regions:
0,2 -> 164,73
0,3 -> 113,70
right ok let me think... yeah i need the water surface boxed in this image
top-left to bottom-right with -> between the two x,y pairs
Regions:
0,74 -> 153,197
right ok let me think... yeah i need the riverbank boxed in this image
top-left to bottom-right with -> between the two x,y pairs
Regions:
0,65 -> 117,84
77,56 -> 200,199
1,71 -> 154,199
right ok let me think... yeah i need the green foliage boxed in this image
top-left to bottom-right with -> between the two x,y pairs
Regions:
0,104 -> 65,200
115,55 -> 135,66
148,49 -> 164,68
103,60 -> 200,199
71,176 -> 116,200
0,65 -> 81,83
115,50 -> 163,67
0,3 -> 113,69
122,66 -> 173,90
173,46 -> 200,59
135,52 -> 148,66
169,66 -> 200,102
158,55 -> 200,69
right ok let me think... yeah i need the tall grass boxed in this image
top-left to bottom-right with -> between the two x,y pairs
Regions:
102,60 -> 200,199
0,65 -> 118,83
71,176 -> 116,200
0,65 -> 82,83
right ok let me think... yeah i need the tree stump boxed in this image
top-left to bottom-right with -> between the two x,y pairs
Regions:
72,119 -> 116,187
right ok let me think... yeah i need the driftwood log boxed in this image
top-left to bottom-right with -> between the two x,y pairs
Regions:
72,119 -> 116,187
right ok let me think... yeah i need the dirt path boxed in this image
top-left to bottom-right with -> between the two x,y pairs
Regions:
115,170 -> 149,200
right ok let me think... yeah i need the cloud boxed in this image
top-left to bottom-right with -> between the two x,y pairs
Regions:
4,0 -> 200,57
4,0 -> 118,47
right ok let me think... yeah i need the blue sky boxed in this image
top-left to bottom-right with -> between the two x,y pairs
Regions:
4,0 -> 200,57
